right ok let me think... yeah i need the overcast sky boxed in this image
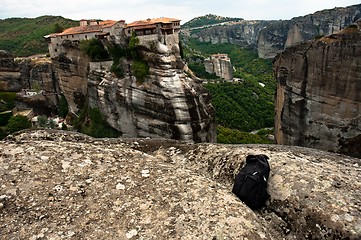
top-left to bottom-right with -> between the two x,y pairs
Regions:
0,0 -> 360,23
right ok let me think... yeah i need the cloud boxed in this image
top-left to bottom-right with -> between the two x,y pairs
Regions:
0,0 -> 360,23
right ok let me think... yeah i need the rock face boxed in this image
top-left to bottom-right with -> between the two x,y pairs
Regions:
0,129 -> 360,239
86,34 -> 215,142
0,50 -> 24,91
0,30 -> 215,142
52,46 -> 90,115
185,4 -> 361,58
189,20 -> 268,49
273,21 -> 361,158
0,52 -> 63,115
204,54 -> 233,80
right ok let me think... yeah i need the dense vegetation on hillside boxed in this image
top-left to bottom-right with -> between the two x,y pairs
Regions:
0,16 -> 77,56
181,37 -> 275,143
182,14 -> 243,29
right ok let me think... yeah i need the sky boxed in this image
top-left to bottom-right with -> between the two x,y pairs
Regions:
0,0 -> 360,24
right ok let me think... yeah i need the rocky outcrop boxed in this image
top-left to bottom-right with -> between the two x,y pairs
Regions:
87,34 -> 215,142
1,30 -> 215,142
273,21 -> 361,158
1,129 -> 360,239
185,4 -> 361,58
259,4 -> 361,58
0,50 -> 24,91
0,52 -> 64,115
188,20 -> 268,49
204,54 -> 233,80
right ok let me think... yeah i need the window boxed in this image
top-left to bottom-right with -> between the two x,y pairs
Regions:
55,49 -> 58,52
85,35 -> 87,39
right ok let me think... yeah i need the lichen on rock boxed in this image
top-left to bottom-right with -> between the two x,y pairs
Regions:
1,129 -> 360,239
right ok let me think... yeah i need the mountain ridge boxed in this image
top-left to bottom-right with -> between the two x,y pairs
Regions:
0,15 -> 77,56
185,4 -> 361,58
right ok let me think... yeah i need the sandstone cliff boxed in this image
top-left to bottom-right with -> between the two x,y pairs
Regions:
273,21 -> 361,158
0,50 -> 24,92
0,31 -> 216,142
86,34 -> 215,142
0,52 -> 63,115
184,4 -> 361,58
204,54 -> 233,80
0,130 -> 360,239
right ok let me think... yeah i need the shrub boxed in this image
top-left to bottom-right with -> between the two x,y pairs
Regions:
48,119 -> 56,129
74,107 -> 121,138
80,38 -> 109,61
132,59 -> 149,83
6,115 -> 31,133
111,61 -> 125,78
82,108 -> 121,138
37,115 -> 48,128
0,127 -> 7,140
217,126 -> 273,144
0,111 -> 12,126
61,123 -> 68,130
53,23 -> 64,33
0,92 -> 17,111
58,94 -> 69,118
128,31 -> 140,59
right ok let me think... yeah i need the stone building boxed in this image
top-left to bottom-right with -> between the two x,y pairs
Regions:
204,53 -> 233,80
125,17 -> 181,36
44,17 -> 181,58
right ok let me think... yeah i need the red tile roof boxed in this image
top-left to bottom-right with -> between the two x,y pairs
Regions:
53,20 -> 119,36
127,17 -> 180,28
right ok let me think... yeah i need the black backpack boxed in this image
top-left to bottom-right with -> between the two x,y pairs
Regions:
232,154 -> 270,209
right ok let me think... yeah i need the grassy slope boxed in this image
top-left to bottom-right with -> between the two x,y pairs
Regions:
0,16 -> 77,56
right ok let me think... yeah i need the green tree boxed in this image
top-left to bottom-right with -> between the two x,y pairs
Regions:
128,31 -> 140,59
0,92 -> 17,112
78,107 -> 121,138
132,60 -> 149,83
48,119 -> 56,129
58,94 -> 69,118
37,115 -> 48,128
53,23 -> 64,33
6,115 -> 31,133
80,38 -> 109,61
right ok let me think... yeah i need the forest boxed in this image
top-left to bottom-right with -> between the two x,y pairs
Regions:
0,16 -> 77,56
181,37 -> 275,143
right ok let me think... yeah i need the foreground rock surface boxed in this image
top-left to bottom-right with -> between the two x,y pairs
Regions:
1,130 -> 360,239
